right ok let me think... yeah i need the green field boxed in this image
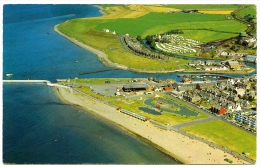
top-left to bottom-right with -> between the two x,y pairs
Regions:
163,4 -> 241,10
236,5 -> 257,16
57,4 -> 254,72
181,120 -> 256,161
95,12 -> 227,37
141,20 -> 246,42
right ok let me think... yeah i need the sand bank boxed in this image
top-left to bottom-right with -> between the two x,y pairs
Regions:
53,86 -> 249,164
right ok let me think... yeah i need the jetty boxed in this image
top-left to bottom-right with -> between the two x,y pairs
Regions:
3,80 -> 69,88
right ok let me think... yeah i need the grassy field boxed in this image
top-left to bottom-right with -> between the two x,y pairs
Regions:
141,20 -> 246,41
236,5 -> 257,16
164,4 -> 241,10
94,13 -> 228,37
181,120 -> 256,161
57,4 -> 253,72
58,21 -> 190,71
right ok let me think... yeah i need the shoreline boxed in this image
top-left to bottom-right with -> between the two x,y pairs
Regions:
52,85 -> 249,164
54,25 -> 255,75
92,5 -> 106,16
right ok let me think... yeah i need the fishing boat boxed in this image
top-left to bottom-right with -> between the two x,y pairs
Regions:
6,73 -> 13,77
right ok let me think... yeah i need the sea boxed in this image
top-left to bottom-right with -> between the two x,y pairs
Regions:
2,4 -> 180,164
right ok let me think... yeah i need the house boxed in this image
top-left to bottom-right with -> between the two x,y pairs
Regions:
163,85 -> 173,91
234,88 -> 246,96
183,94 -> 201,103
217,66 -> 228,71
245,55 -> 256,62
226,60 -> 241,70
234,103 -> 242,111
211,106 -> 227,115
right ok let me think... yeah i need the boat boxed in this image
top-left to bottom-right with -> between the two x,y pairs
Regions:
6,73 -> 13,77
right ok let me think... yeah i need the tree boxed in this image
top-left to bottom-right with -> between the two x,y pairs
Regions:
151,41 -> 156,49
145,35 -> 153,44
136,35 -> 142,42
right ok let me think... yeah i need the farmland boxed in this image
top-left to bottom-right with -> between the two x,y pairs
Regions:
94,13 -> 230,37
140,20 -> 245,42
162,4 -> 240,10
236,5 -> 257,16
57,4 -> 254,72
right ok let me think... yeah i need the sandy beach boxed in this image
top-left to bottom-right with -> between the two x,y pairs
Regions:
53,86 -> 249,164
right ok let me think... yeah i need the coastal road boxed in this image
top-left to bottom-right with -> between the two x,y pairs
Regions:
171,117 -> 217,130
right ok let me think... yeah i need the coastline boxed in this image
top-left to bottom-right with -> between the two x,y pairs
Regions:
54,25 -> 128,71
54,25 -> 255,75
92,5 -> 106,16
54,25 -> 187,74
53,85 -> 249,164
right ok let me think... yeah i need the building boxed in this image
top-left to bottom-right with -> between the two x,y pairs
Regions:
122,84 -> 148,92
211,106 -> 227,115
245,55 -> 256,62
235,112 -> 257,129
226,60 -> 240,70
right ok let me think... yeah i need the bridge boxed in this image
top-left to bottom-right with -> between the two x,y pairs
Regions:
3,80 -> 69,88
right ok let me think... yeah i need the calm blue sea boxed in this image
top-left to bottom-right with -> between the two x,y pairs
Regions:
3,84 -> 178,164
2,4 -> 179,164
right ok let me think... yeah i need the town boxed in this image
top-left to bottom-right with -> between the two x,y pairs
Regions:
59,74 -> 257,134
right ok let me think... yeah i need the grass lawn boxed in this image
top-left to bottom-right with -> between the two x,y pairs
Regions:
109,97 -> 208,125
180,120 -> 256,161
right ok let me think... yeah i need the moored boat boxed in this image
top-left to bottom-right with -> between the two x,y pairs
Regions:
6,73 -> 13,77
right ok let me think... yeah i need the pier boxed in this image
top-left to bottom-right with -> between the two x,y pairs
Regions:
3,80 -> 69,88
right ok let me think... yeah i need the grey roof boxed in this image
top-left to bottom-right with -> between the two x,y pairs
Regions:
123,84 -> 148,89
